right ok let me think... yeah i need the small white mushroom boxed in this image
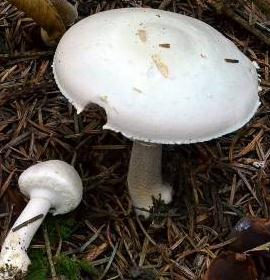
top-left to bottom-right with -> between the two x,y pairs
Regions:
53,8 -> 260,217
0,160 -> 83,279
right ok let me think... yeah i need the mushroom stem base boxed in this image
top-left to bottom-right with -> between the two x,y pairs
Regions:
0,247 -> 29,280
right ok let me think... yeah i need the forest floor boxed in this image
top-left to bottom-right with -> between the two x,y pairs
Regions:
0,0 -> 270,279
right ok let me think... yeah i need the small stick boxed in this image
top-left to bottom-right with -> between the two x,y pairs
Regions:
136,215 -> 157,246
225,58 -> 239,63
0,50 -> 54,60
207,0 -> 270,47
12,214 -> 44,232
223,7 -> 270,47
43,225 -> 57,280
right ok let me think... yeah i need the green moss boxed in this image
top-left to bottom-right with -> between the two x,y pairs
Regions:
25,217 -> 82,279
26,251 -> 97,280
55,254 -> 98,280
78,259 -> 98,275
46,216 -> 79,243
26,249 -> 48,280
24,217 -> 94,279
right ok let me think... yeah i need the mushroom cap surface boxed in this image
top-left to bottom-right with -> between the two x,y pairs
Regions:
53,8 -> 260,144
18,160 -> 83,215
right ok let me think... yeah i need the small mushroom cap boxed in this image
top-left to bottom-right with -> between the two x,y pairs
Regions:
53,8 -> 260,144
18,160 -> 83,215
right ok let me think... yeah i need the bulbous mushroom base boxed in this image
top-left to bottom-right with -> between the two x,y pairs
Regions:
129,182 -> 173,218
0,250 -> 30,280
0,229 -> 30,279
0,264 -> 27,280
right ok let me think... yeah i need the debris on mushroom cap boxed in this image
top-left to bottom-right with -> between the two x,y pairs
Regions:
229,217 -> 270,252
18,160 -> 83,215
53,8 -> 260,144
204,252 -> 258,280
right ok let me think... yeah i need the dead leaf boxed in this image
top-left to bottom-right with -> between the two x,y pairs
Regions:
229,217 -> 270,252
204,252 -> 257,280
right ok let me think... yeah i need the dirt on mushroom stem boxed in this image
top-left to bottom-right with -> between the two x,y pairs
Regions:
0,0 -> 270,279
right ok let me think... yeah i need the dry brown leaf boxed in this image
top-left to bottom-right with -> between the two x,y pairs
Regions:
85,242 -> 109,262
204,252 -> 258,280
229,217 -> 270,252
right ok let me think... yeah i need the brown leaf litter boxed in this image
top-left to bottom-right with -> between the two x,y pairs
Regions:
0,0 -> 270,279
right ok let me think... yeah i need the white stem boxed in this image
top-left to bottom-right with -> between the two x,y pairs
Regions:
0,197 -> 51,278
11,197 -> 51,249
127,141 -> 172,217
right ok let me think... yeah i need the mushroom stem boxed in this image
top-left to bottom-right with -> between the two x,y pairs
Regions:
127,141 -> 172,217
0,197 -> 50,278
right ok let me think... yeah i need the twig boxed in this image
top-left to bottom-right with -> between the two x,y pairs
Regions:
43,225 -> 57,280
136,215 -> 157,246
0,169 -> 15,200
223,7 -> 270,47
98,241 -> 119,280
207,0 -> 270,47
0,50 -> 54,60
12,214 -> 44,232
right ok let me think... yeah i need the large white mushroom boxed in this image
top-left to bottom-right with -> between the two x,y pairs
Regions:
53,8 -> 260,217
0,160 -> 83,279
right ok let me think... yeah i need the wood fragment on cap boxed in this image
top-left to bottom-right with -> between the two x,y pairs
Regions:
225,58 -> 239,63
137,29 -> 147,42
159,43 -> 171,48
152,54 -> 169,78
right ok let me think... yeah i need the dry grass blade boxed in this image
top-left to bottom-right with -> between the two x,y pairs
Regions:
0,169 -> 15,199
43,225 -> 57,279
98,242 -> 119,280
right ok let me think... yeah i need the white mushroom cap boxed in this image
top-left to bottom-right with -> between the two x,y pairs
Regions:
18,160 -> 83,215
53,8 -> 260,144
